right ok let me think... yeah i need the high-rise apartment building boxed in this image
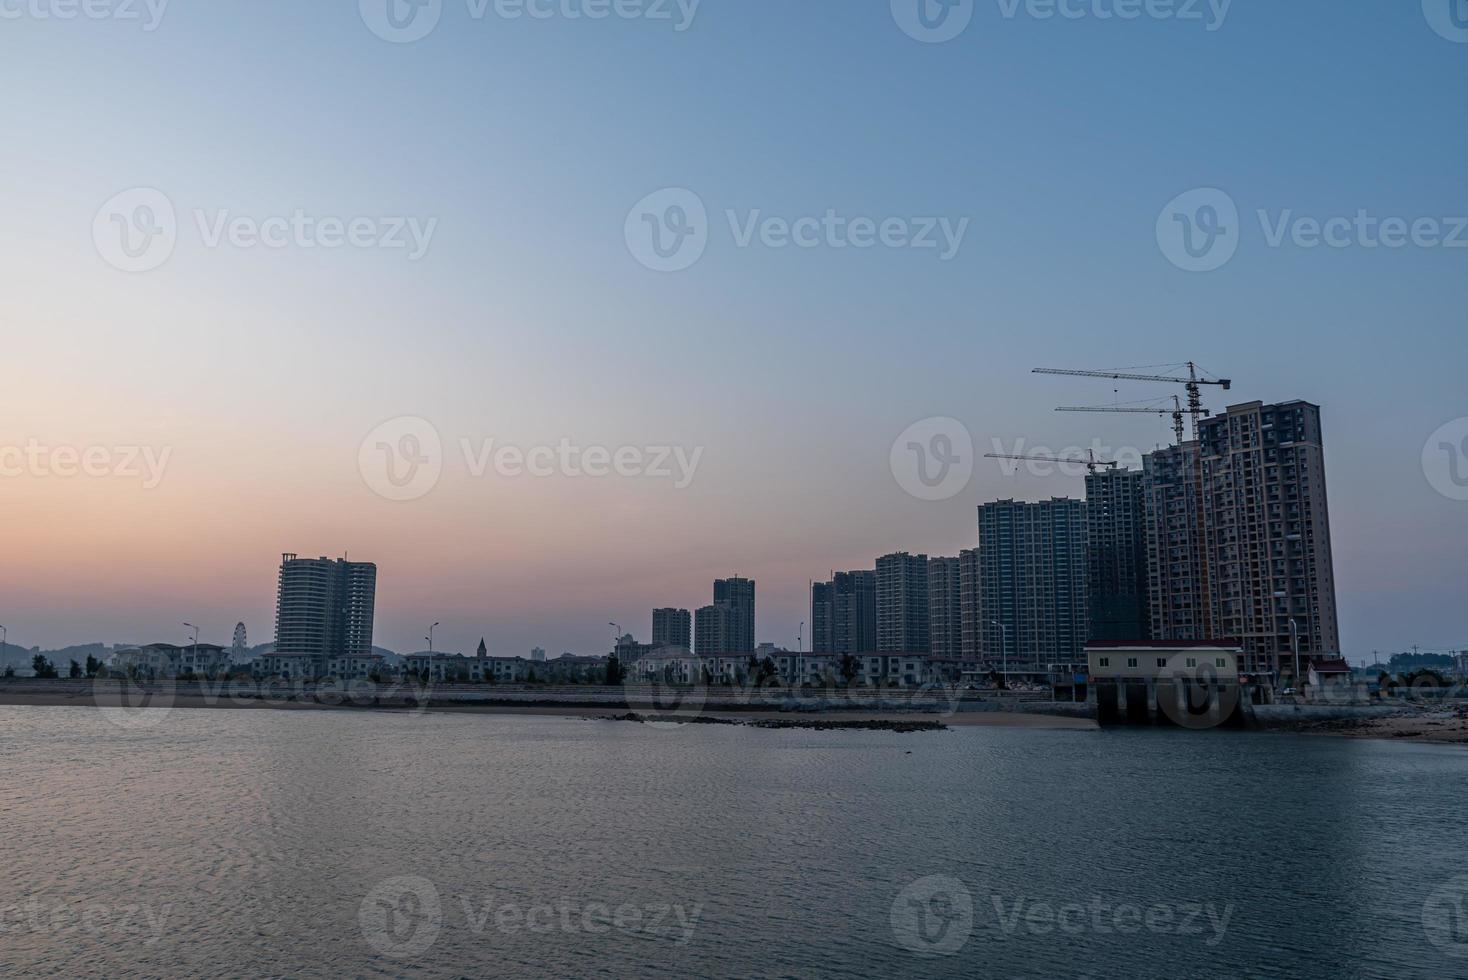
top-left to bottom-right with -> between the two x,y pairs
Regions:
1085,467 -> 1150,642
834,571 -> 878,654
713,577 -> 756,653
811,570 -> 878,654
959,548 -> 982,661
876,552 -> 930,653
274,554 -> 377,657
977,499 -> 1088,671
928,556 -> 962,658
810,581 -> 835,653
1143,442 -> 1213,643
1199,401 -> 1339,674
651,608 -> 692,650
694,604 -> 728,657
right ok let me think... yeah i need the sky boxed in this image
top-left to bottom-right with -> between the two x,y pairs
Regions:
0,0 -> 1465,659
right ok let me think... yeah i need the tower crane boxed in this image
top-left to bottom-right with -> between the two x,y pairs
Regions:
1056,396 -> 1201,446
984,450 -> 1116,474
1032,363 -> 1231,438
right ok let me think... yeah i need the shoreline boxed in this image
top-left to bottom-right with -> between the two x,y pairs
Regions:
1260,711 -> 1468,745
4,683 -> 1465,742
0,689 -> 1097,730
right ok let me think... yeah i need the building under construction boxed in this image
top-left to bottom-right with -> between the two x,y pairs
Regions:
1197,400 -> 1340,675
1142,401 -> 1340,677
1040,366 -> 1342,680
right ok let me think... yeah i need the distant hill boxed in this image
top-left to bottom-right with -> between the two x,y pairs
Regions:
1,642 -> 116,673
2,642 -> 108,661
0,639 -> 402,671
1384,652 -> 1457,673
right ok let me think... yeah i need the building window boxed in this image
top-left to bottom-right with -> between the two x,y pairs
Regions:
1099,657 -> 1110,668
1186,657 -> 1197,668
1216,658 -> 1226,668
1127,658 -> 1138,668
1156,658 -> 1167,668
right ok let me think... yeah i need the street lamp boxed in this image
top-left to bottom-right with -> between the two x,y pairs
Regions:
183,622 -> 199,675
418,622 -> 439,684
1288,619 -> 1301,689
987,620 -> 1009,688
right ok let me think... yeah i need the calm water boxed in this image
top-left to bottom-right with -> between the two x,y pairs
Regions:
1,705 -> 1465,978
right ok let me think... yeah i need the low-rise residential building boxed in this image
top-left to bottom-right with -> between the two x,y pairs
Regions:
1305,657 -> 1357,701
237,645 -> 967,690
784,650 -> 960,689
112,642 -> 232,679
402,653 -> 534,684
479,657 -> 528,683
858,653 -> 951,688
324,654 -> 387,681
534,654 -> 610,683
175,642 -> 231,676
627,647 -> 955,690
628,647 -> 712,685
402,653 -> 456,683
253,652 -> 388,682
249,649 -> 611,686
110,646 -> 171,678
1306,657 -> 1351,687
255,652 -> 324,681
775,652 -> 839,687
629,648 -> 774,686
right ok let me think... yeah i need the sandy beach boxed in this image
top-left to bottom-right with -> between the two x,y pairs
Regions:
1271,710 -> 1468,745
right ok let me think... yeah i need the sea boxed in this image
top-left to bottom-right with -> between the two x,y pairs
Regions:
2,705 -> 1465,978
